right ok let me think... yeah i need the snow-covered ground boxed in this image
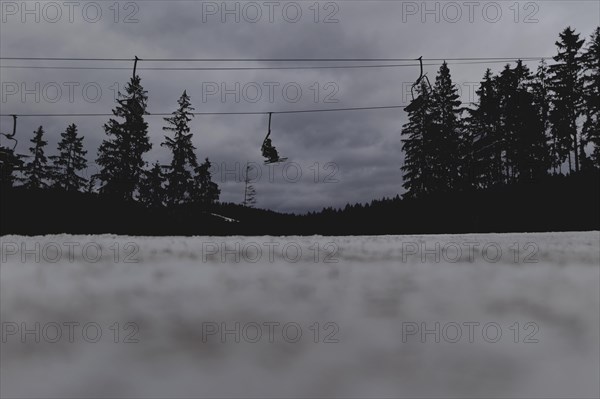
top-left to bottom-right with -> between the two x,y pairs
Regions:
1,232 -> 599,398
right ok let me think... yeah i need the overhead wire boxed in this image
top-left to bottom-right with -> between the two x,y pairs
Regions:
0,55 -> 551,118
0,56 -> 550,62
0,59 -> 548,71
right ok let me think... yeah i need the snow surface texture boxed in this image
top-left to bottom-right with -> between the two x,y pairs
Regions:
1,232 -> 599,398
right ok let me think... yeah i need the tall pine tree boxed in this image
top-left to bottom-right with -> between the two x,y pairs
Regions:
162,91 -> 198,205
51,123 -> 88,192
582,27 -> 600,167
193,158 -> 220,206
531,60 -> 554,174
96,75 -> 152,200
138,162 -> 166,208
465,69 -> 503,188
22,126 -> 51,189
549,27 -> 585,173
511,61 -> 550,181
0,149 -> 23,190
496,63 -> 518,182
430,62 -> 463,192
401,81 -> 435,198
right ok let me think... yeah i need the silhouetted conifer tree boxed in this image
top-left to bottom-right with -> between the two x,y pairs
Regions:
431,62 -> 463,191
531,60 -> 554,174
465,69 -> 503,188
0,147 -> 23,190
138,162 -> 166,208
162,91 -> 198,205
496,64 -> 517,182
401,81 -> 435,198
22,126 -> 51,189
582,27 -> 600,167
515,61 -> 550,181
497,61 -> 549,182
549,27 -> 585,173
86,175 -> 97,194
96,75 -> 151,200
193,158 -> 220,205
51,123 -> 88,192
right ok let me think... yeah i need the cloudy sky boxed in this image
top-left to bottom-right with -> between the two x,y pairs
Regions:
1,0 -> 598,213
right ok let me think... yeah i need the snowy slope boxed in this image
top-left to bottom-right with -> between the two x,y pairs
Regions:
1,232 -> 599,398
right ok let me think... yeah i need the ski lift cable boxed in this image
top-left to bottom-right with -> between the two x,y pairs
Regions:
0,56 -> 550,62
0,105 -> 418,118
0,59 -> 548,71
0,53 -> 544,118
0,101 -> 488,118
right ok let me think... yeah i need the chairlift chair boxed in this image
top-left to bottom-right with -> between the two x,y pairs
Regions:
0,115 -> 18,151
0,115 -> 24,180
261,113 -> 288,164
404,57 -> 432,113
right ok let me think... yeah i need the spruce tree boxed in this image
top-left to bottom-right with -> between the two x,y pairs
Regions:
496,63 -> 518,182
465,69 -> 503,188
511,61 -> 549,181
549,27 -> 585,173
430,62 -> 463,192
96,75 -> 151,200
22,126 -> 51,189
401,81 -> 435,198
138,162 -> 166,208
51,123 -> 88,192
193,158 -> 220,206
531,60 -> 554,174
162,91 -> 198,205
582,27 -> 600,168
0,147 -> 24,190
86,175 -> 97,194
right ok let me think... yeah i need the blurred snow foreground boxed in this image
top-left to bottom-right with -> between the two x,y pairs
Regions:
1,232 -> 599,398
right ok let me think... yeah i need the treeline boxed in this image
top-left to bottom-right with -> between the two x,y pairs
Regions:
3,169 -> 598,235
1,80 -> 220,208
401,26 -> 600,198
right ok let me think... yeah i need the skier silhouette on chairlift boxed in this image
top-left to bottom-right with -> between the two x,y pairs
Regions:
261,113 -> 288,164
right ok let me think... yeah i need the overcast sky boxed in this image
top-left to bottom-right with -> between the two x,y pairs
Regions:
1,0 -> 598,213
